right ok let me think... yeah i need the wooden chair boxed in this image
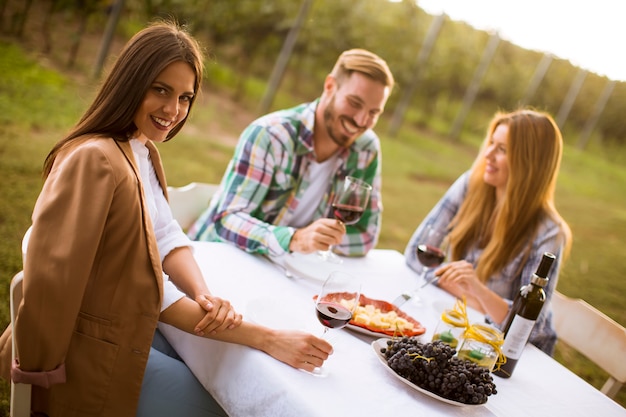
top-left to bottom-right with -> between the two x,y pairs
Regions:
167,182 -> 219,231
10,271 -> 31,417
551,290 -> 626,399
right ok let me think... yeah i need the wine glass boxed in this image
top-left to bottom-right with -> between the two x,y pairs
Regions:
395,224 -> 448,306
318,176 -> 372,264
312,271 -> 361,376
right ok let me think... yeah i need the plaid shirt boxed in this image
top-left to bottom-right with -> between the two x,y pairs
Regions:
188,100 -> 382,256
404,171 -> 567,355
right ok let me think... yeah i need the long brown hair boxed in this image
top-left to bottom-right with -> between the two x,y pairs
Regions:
448,109 -> 572,281
43,20 -> 204,177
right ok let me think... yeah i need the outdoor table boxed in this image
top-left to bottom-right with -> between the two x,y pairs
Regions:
159,241 -> 625,417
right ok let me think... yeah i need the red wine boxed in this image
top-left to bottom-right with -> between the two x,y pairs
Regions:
332,203 -> 364,225
417,244 -> 445,267
316,302 -> 352,329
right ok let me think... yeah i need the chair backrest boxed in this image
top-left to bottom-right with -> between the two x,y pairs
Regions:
167,182 -> 219,231
21,226 -> 32,266
10,271 -> 31,416
551,290 -> 626,398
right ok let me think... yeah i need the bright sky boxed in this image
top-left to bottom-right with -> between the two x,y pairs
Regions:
413,0 -> 626,81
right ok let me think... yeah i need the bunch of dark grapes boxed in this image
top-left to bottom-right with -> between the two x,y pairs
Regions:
380,337 -> 497,405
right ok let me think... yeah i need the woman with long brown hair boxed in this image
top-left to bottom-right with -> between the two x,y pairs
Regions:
405,109 -> 571,355
1,20 -> 331,416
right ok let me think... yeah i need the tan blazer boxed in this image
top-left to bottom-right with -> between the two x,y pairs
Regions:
0,137 -> 170,416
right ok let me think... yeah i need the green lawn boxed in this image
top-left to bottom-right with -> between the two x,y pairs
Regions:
0,40 -> 625,413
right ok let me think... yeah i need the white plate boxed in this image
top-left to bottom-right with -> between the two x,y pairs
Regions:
347,323 -> 424,338
371,338 -> 481,407
323,293 -> 427,338
282,252 -> 344,282
279,249 -> 411,282
346,323 -> 385,337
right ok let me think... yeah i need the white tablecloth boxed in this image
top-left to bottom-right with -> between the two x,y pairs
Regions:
159,242 -> 625,417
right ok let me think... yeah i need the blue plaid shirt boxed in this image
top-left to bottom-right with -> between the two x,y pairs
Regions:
188,100 -> 382,256
405,171 -> 567,355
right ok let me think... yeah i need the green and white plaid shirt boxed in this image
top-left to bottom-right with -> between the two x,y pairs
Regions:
188,100 -> 382,256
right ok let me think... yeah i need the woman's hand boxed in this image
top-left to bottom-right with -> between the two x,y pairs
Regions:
262,329 -> 333,372
435,260 -> 510,323
193,294 -> 243,336
161,299 -> 333,371
435,260 -> 483,298
162,246 -> 243,334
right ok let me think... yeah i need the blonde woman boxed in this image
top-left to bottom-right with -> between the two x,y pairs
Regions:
405,109 -> 571,355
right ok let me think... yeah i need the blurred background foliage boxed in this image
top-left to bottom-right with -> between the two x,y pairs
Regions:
2,0 -> 625,152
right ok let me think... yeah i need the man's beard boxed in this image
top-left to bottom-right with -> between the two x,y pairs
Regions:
323,94 -> 355,148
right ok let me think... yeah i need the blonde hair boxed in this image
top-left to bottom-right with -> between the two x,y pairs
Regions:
330,48 -> 394,91
448,109 -> 572,281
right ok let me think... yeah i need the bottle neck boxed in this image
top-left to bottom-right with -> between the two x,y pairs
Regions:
530,273 -> 549,287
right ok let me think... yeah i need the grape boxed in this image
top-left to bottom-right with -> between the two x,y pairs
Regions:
380,337 -> 497,405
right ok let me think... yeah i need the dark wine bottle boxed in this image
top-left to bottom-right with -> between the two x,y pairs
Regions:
493,252 -> 556,378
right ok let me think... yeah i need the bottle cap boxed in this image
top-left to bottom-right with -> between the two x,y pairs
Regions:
531,252 -> 555,287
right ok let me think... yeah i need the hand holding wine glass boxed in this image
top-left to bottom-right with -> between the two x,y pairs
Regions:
318,176 -> 372,264
312,271 -> 361,376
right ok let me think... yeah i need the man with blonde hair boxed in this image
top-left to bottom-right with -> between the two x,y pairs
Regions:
189,49 -> 394,257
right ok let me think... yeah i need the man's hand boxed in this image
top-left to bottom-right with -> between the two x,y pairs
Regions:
193,294 -> 243,336
289,218 -> 346,254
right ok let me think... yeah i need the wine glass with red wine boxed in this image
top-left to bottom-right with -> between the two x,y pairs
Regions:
312,271 -> 361,376
397,225 -> 447,306
318,176 -> 372,264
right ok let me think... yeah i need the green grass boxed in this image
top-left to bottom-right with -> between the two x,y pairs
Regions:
0,41 -> 625,413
